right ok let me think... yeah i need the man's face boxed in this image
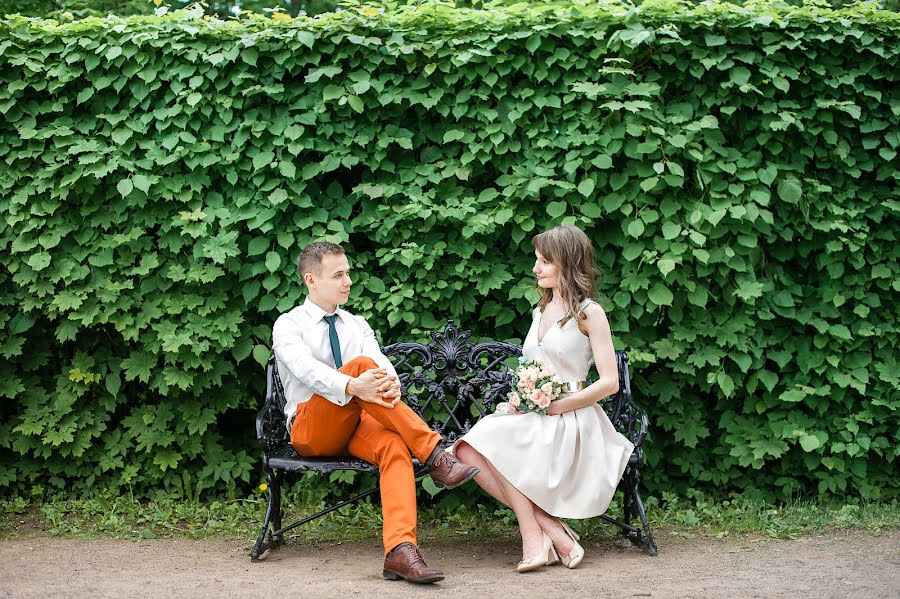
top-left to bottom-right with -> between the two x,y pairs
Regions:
308,252 -> 352,308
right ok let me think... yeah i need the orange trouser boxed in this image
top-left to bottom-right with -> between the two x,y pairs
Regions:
290,355 -> 442,554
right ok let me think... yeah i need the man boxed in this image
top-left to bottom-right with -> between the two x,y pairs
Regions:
272,241 -> 479,584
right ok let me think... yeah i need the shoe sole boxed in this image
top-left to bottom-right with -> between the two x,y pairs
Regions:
383,569 -> 445,584
432,466 -> 480,490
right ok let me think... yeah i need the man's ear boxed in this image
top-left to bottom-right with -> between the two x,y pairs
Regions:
303,272 -> 316,288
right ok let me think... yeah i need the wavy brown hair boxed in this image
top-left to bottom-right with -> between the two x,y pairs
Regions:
532,225 -> 598,328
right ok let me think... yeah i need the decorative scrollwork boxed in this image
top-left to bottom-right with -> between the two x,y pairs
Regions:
427,320 -> 473,376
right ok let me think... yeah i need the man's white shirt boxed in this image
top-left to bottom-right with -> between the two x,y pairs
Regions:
272,298 -> 399,426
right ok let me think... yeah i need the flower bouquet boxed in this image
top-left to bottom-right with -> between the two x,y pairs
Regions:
495,358 -> 565,416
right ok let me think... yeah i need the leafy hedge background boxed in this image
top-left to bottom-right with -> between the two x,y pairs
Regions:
1,1 -> 897,502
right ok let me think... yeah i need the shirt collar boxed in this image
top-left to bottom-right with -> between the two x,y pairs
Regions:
302,297 -> 344,322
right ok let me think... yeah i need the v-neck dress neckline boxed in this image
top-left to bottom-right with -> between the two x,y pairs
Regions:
536,306 -> 566,344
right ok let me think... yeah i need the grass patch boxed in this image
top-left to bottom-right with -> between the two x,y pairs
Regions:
2,490 -> 897,544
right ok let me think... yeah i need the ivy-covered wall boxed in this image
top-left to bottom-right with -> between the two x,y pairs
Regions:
1,1 -> 897,501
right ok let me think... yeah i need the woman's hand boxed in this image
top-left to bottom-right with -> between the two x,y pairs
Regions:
495,402 -> 525,415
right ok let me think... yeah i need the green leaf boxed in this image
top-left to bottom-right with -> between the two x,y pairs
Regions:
248,237 -> 269,256
253,344 -> 271,367
799,435 -> 821,452
0,376 -> 24,399
242,280 -> 261,303
153,449 -> 181,471
420,474 -> 444,497
592,154 -> 613,169
627,220 -> 645,238
268,189 -> 289,205
252,151 -> 275,171
717,372 -> 735,397
323,85 -> 343,101
662,222 -> 681,240
546,201 -> 567,219
581,203 -> 602,218
122,352 -> 155,383
577,179 -> 595,197
296,31 -> 315,48
105,373 -> 122,398
265,251 -> 281,273
279,161 -> 297,178
443,130 -> 465,143
117,178 -> 134,197
730,66 -> 751,86
76,87 -> 93,104
640,177 -> 659,192
111,128 -> 132,145
648,283 -> 673,306
27,252 -> 51,271
780,388 -> 807,403
347,95 -> 364,113
657,259 -> 676,276
758,370 -> 778,392
132,175 -> 152,193
777,178 -> 802,204
367,276 -> 386,294
232,336 -> 253,362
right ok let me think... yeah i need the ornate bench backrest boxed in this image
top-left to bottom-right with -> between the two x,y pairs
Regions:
257,321 -> 647,452
382,321 -> 522,445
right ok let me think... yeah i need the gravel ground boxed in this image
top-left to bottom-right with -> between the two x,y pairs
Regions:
1,529 -> 898,599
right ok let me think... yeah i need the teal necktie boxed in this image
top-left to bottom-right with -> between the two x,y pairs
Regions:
323,314 -> 343,368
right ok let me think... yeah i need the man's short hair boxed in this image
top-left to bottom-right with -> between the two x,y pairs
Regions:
297,241 -> 345,279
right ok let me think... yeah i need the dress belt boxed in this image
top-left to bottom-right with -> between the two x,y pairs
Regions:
561,380 -> 588,393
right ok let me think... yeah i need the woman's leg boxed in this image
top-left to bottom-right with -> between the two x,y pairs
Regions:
455,442 -> 547,559
454,442 -> 511,506
456,442 -> 575,557
532,506 -> 575,557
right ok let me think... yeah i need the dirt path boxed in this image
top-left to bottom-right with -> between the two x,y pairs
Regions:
1,530 -> 897,598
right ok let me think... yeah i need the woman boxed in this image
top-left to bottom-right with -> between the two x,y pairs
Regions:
455,224 -> 634,572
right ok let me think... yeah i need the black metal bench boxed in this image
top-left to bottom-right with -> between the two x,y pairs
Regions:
250,321 -> 658,560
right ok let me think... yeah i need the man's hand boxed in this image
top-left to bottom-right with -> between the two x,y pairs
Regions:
377,376 -> 402,404
346,369 -> 397,408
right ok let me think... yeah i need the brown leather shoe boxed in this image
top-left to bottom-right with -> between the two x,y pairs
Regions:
428,450 -> 480,489
383,542 -> 445,584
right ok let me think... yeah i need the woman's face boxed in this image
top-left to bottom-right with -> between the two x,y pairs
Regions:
533,251 -> 559,289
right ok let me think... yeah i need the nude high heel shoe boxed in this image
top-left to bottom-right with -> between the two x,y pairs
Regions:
557,520 -> 584,569
516,532 -> 559,573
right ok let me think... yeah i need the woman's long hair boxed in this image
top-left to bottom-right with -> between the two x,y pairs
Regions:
532,225 -> 598,328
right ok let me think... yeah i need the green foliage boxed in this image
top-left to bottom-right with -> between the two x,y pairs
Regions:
0,0 -> 341,19
0,0 -> 897,502
0,0 -> 154,19
3,488 -> 898,541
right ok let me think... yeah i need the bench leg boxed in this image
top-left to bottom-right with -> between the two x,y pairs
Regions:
621,466 -> 634,530
624,467 -> 658,556
249,469 -> 281,561
271,470 -> 284,545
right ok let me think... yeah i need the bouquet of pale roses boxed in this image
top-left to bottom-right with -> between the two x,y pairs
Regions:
495,358 -> 565,416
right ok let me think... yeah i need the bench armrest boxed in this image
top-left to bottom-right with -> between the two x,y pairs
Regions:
607,351 -> 649,449
256,355 -> 288,454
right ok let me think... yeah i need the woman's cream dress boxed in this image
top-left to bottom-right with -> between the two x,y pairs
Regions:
455,301 -> 634,518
